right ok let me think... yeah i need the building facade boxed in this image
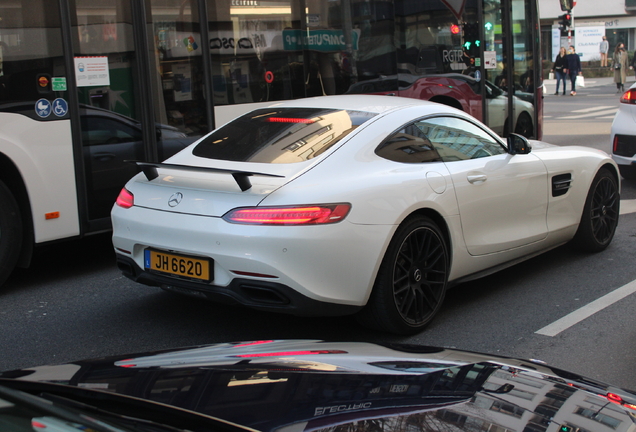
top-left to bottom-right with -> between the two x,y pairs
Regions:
539,0 -> 634,62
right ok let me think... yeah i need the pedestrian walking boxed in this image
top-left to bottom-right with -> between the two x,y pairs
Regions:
551,47 -> 568,95
613,43 -> 629,93
599,36 -> 609,67
565,46 -> 581,96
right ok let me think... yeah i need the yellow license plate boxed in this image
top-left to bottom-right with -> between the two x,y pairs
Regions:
145,249 -> 211,282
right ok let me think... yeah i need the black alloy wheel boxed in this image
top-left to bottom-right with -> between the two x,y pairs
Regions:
357,215 -> 449,334
573,168 -> 619,252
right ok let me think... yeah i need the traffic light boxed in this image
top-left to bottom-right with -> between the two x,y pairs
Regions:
563,13 -> 572,27
462,23 -> 480,51
559,13 -> 572,29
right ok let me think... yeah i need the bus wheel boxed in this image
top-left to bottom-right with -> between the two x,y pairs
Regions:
0,180 -> 22,287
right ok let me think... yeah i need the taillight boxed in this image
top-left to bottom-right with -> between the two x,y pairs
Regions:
620,89 -> 636,104
223,204 -> 351,225
115,188 -> 134,208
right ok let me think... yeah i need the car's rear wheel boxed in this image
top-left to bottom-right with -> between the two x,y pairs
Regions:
357,215 -> 449,334
0,180 -> 22,287
572,168 -> 619,252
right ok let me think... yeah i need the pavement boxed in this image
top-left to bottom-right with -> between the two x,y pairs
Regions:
542,75 -> 635,92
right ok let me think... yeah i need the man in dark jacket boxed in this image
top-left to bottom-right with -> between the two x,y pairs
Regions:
565,45 -> 582,95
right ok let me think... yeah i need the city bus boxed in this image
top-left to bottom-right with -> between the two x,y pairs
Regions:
0,0 -> 542,286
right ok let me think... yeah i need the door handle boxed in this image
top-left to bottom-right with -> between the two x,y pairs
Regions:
467,174 -> 487,184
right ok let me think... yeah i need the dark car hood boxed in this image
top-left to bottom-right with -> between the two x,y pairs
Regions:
2,340 -> 636,432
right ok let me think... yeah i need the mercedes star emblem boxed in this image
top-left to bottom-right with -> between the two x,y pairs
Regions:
168,192 -> 183,207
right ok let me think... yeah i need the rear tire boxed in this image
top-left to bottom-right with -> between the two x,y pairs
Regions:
357,215 -> 449,334
572,168 -> 619,252
0,180 -> 22,286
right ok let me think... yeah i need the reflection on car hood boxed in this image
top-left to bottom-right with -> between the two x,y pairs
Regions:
528,140 -> 558,150
2,340 -> 636,432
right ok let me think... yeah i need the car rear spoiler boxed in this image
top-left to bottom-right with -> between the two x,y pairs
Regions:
132,161 -> 284,192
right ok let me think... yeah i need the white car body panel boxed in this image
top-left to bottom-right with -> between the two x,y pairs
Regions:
611,82 -> 636,169
111,95 -> 619,317
0,114 -> 80,243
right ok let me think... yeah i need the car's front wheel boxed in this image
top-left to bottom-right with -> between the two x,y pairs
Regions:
572,168 -> 619,252
357,215 -> 449,334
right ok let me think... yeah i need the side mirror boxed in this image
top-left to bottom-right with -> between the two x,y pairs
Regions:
507,133 -> 531,155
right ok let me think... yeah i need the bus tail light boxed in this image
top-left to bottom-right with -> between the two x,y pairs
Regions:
116,188 -> 134,208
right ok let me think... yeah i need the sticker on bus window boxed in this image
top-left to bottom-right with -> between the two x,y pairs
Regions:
74,56 -> 110,87
35,99 -> 51,118
53,98 -> 68,117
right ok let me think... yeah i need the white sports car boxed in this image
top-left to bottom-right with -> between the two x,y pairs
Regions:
611,82 -> 636,179
111,95 -> 620,334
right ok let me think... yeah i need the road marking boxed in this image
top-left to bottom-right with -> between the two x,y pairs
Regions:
572,106 -> 615,113
536,279 -> 636,337
621,199 -> 636,215
559,109 -> 618,119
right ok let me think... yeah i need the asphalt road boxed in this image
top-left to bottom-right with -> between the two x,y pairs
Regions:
2,84 -> 636,393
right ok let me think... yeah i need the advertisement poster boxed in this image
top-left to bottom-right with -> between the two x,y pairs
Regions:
74,56 -> 110,87
575,26 -> 606,62
173,63 -> 192,102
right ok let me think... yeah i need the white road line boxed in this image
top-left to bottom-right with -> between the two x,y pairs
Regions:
620,199 -> 636,215
536,279 -> 636,337
572,106 -> 615,113
559,109 -> 618,119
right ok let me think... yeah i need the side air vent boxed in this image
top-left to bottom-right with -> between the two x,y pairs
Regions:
552,174 -> 572,197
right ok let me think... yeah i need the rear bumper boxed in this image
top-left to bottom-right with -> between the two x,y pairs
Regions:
116,254 -> 362,317
112,205 -> 394,315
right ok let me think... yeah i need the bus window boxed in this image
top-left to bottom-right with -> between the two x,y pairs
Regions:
148,0 -> 210,138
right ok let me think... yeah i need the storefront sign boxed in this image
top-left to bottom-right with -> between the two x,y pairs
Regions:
283,29 -> 360,52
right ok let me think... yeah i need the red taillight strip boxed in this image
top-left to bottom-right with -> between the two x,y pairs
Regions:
115,188 -> 134,208
223,204 -> 350,225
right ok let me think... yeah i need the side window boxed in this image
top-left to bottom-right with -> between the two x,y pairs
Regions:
415,117 -> 506,162
81,116 -> 142,146
376,123 -> 441,163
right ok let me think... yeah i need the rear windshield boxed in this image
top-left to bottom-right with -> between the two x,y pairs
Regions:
193,108 -> 377,163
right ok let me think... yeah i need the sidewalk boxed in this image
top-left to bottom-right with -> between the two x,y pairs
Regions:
542,76 -> 635,92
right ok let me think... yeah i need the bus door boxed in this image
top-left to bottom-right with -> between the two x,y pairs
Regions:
70,0 -> 147,222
